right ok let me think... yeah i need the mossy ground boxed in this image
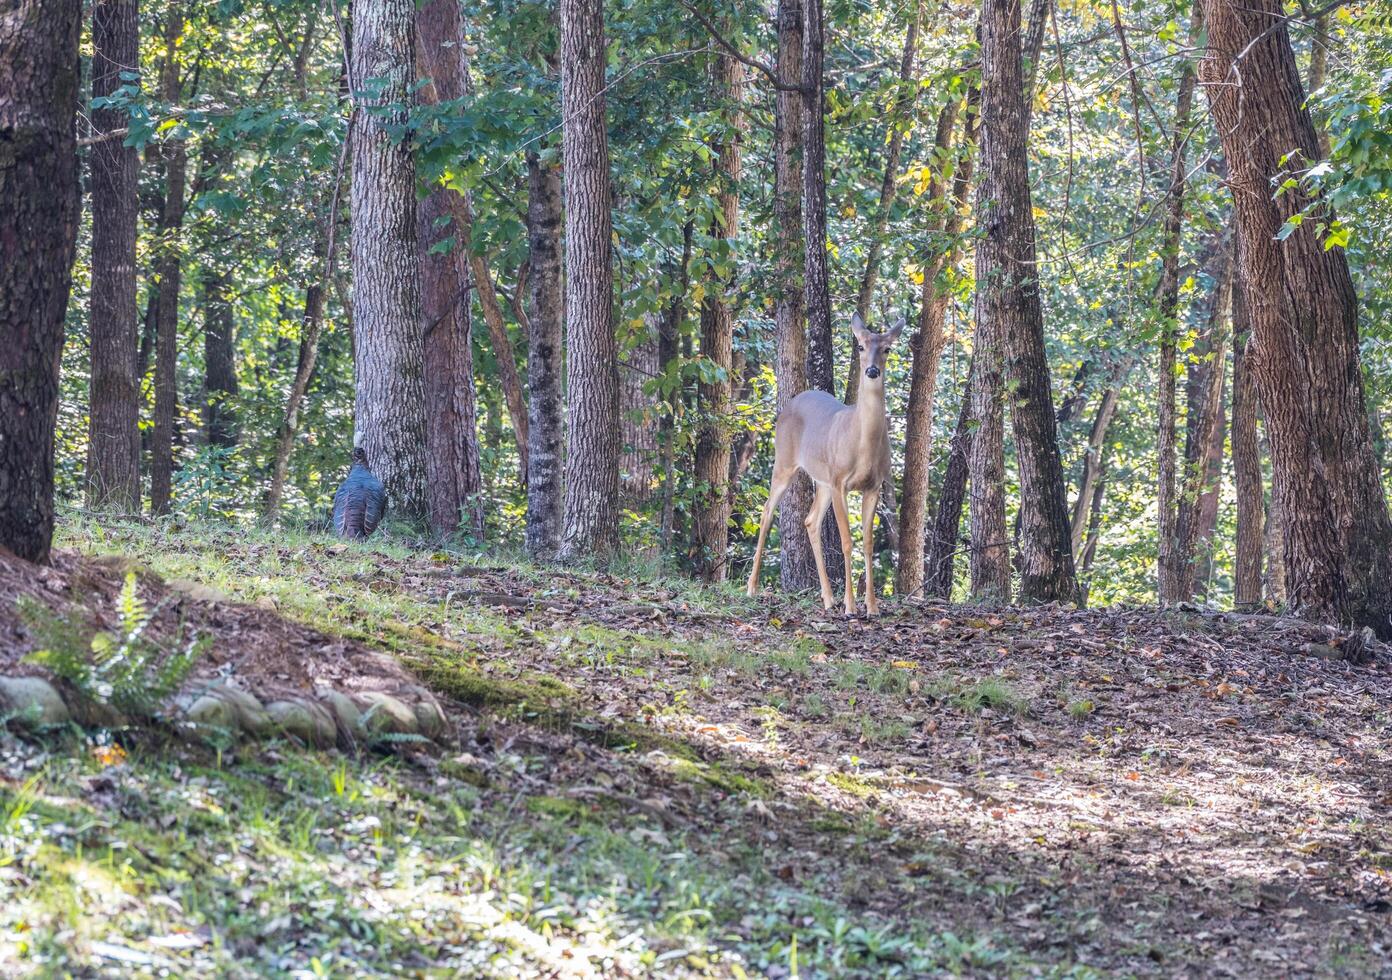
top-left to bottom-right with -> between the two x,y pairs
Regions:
0,514 -> 1388,977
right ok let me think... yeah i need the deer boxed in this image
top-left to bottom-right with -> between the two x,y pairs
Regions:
746,314 -> 903,616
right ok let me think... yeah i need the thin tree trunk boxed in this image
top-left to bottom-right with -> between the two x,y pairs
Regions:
1231,268 -> 1264,611
1262,429 -> 1287,606
524,149 -> 565,560
658,220 -> 693,554
1070,373 -> 1122,560
1081,472 -> 1106,577
201,270 -> 238,448
926,359 -> 974,599
620,314 -> 659,506
469,251 -> 529,475
1174,246 -> 1230,595
557,0 -> 620,561
0,0 -> 80,562
846,2 -> 921,404
1193,381 -> 1227,600
976,0 -> 1077,604
774,0 -> 818,592
86,0 -> 141,511
896,99 -> 967,598
417,0 -> 484,536
1156,20 -> 1199,603
692,50 -> 745,581
264,142 -> 346,522
150,10 -> 188,515
352,0 -> 428,522
1202,0 -> 1392,635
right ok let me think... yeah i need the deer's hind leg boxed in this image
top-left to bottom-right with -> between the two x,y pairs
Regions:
747,466 -> 795,596
861,487 -> 880,616
831,489 -> 857,616
805,481 -> 836,610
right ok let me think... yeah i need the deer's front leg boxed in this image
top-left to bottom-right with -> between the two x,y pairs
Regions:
861,488 -> 879,616
830,491 -> 856,616
805,483 -> 836,610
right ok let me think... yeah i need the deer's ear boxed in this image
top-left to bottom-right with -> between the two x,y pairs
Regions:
850,313 -> 870,344
886,318 -> 906,343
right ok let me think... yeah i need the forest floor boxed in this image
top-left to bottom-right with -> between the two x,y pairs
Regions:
1,516 -> 1390,977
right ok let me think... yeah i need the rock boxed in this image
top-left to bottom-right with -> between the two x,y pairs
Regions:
355,692 -> 419,736
317,689 -> 362,740
69,697 -> 129,729
0,676 -> 70,727
186,694 -> 239,734
167,578 -> 230,604
255,596 -> 278,612
409,691 -> 447,738
265,699 -> 337,747
185,685 -> 269,739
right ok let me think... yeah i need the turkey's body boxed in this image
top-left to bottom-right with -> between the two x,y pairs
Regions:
332,449 -> 386,539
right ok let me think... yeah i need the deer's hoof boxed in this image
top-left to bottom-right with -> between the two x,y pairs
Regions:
865,604 -> 880,618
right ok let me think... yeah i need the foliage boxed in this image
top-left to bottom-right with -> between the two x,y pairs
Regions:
21,572 -> 205,718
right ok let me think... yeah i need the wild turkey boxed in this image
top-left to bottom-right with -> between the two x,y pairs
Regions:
332,447 -> 386,539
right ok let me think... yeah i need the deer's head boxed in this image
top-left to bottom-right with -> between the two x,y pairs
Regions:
852,313 -> 904,385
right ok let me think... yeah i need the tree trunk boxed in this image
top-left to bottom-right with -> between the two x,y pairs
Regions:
977,0 -> 1077,604
416,0 -> 484,536
150,10 -> 187,515
927,360 -> 974,599
0,0 -> 80,562
1231,271 -> 1264,611
773,0 -> 819,592
620,314 -> 659,507
846,2 -> 920,404
1193,383 -> 1227,601
201,270 -> 238,448
1080,472 -> 1106,577
1156,25 -> 1199,603
1070,371 -> 1123,559
524,149 -> 565,560
352,0 -> 428,522
658,220 -> 693,554
557,0 -> 620,562
469,251 -> 529,476
692,50 -> 745,582
1201,0 -> 1392,635
86,0 -> 141,511
1262,431 -> 1287,606
896,99 -> 967,598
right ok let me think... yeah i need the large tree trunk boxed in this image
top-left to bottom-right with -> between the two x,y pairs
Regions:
926,361 -> 974,599
150,10 -> 187,515
1231,271 -> 1264,611
773,0 -> 818,592
800,0 -> 843,584
86,0 -> 141,511
524,149 -> 565,560
352,0 -> 428,522
976,0 -> 1076,604
557,0 -> 620,561
692,51 -> 745,582
1201,0 -> 1392,635
1155,26 -> 1199,603
896,99 -> 967,598
0,0 -> 80,562
846,3 -> 920,404
416,0 -> 484,536
201,270 -> 238,448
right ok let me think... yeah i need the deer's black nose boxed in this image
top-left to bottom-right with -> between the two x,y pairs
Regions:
866,365 -> 881,380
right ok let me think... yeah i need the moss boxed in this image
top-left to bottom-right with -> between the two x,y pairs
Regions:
826,772 -> 877,799
525,795 -> 593,820
439,759 -> 491,787
417,660 -> 577,709
810,814 -> 853,834
668,757 -> 766,796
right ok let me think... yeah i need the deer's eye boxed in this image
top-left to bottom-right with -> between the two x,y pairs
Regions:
855,343 -> 864,352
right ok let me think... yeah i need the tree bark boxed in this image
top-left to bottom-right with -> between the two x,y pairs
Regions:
557,0 -> 620,562
469,251 -> 529,476
201,270 -> 238,448
846,2 -> 920,404
1201,0 -> 1392,635
416,0 -> 484,536
620,315 -> 660,508
1155,25 -> 1199,603
524,149 -> 565,560
1070,371 -> 1123,560
976,0 -> 1077,604
896,99 -> 967,598
150,10 -> 188,515
773,0 -> 818,592
927,359 -> 974,599
0,0 -> 80,562
352,0 -> 428,522
86,0 -> 141,511
1231,271 -> 1264,611
659,220 -> 693,554
692,50 -> 745,581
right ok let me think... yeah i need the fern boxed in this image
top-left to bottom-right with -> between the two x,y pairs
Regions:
21,571 -> 207,720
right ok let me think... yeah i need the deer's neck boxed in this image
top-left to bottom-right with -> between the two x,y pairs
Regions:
853,386 -> 888,442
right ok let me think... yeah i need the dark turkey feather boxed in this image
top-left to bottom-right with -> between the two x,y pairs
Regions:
332,447 -> 386,539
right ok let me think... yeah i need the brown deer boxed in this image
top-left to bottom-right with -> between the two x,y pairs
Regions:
746,315 -> 903,615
